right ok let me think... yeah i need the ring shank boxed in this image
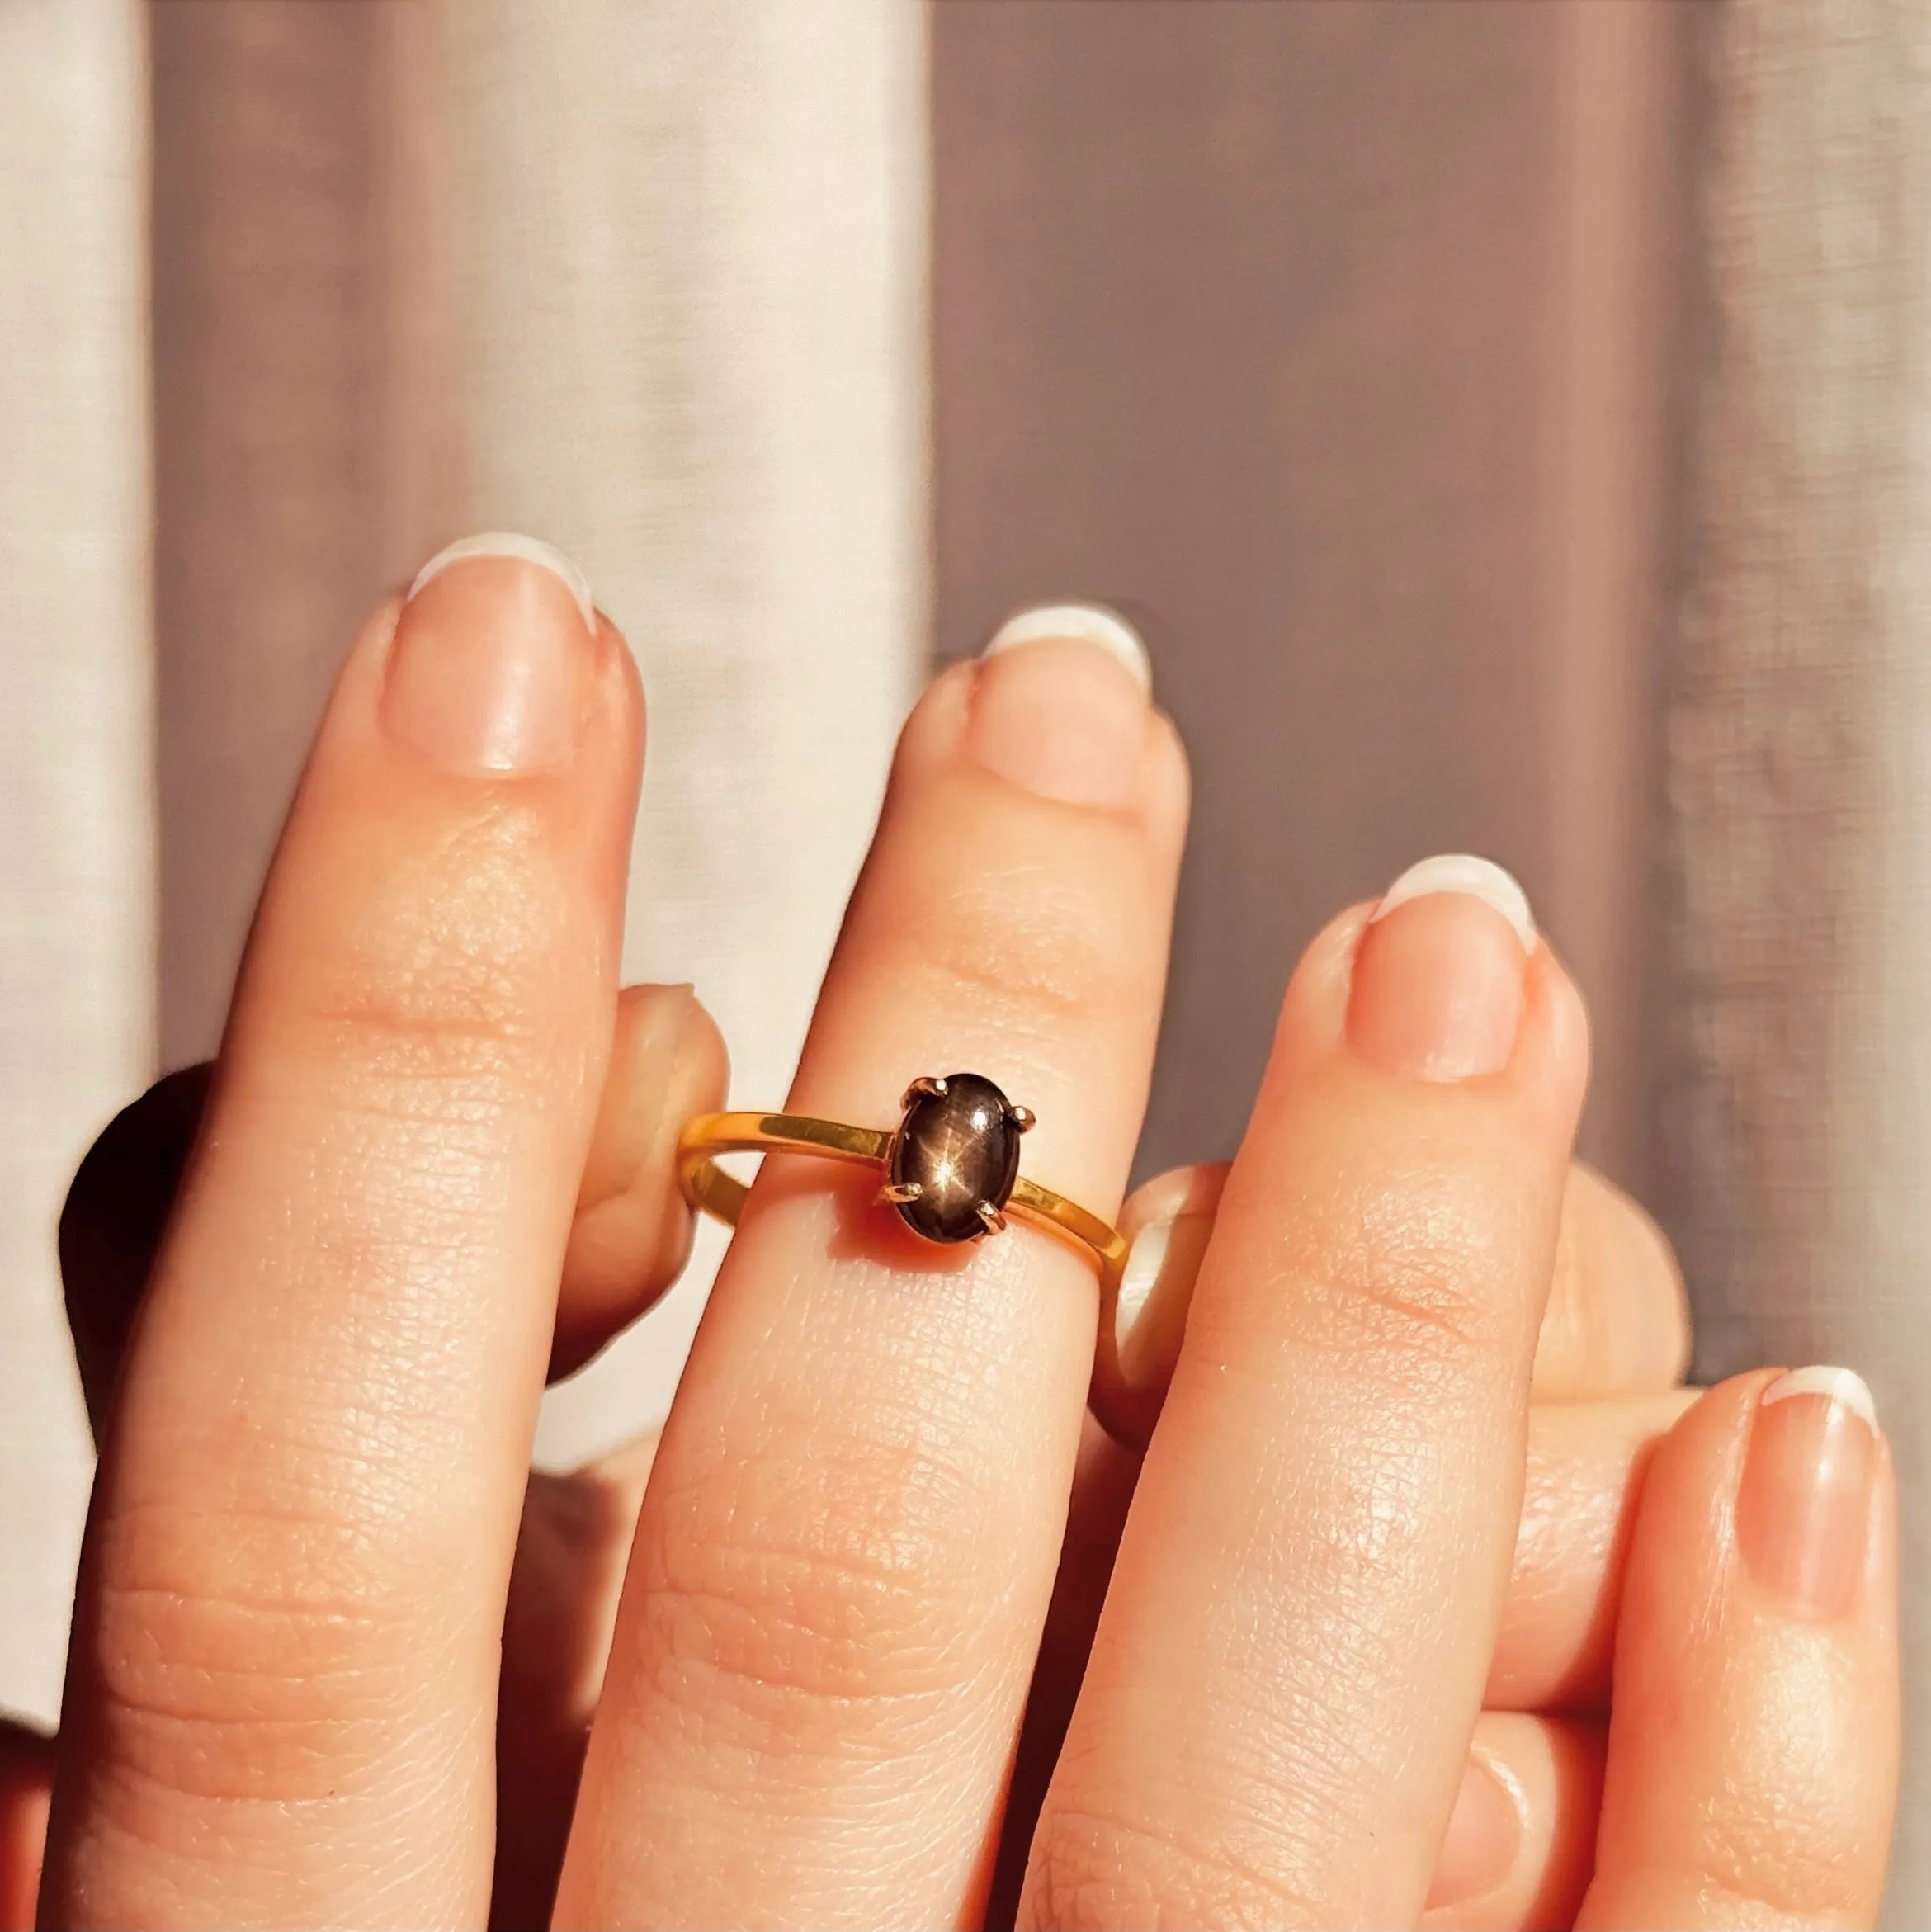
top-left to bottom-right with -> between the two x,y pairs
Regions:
677,1110 -> 1129,1294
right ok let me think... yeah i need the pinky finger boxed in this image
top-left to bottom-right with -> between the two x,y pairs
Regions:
1579,1368 -> 1900,1930
1423,1714 -> 1603,1932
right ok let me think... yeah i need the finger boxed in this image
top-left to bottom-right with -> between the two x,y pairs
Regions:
1025,856 -> 1589,1930
1003,1382 -> 1698,1857
559,605 -> 1188,1929
1423,1714 -> 1603,1932
1579,1368 -> 1899,1931
0,1719 -> 53,1932
1533,1162 -> 1689,1401
1097,1155 -> 1687,1446
57,1064 -> 212,1438
1489,1388 -> 1697,1712
56,982 -> 722,1428
551,981 -> 727,1377
995,1398 -> 1684,1920
996,1395 -> 1683,1923
493,1433 -> 659,1932
988,1416 -> 1143,1931
45,537 -> 641,1930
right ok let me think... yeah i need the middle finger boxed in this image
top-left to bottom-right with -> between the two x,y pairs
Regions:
558,607 -> 1187,1929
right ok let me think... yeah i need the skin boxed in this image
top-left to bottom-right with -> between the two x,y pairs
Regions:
0,557 -> 1898,1930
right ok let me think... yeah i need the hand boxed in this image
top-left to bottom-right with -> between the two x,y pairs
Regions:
7,546 -> 1898,1928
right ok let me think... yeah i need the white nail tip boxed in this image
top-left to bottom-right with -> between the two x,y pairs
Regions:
984,602 -> 1151,690
1371,853 -> 1537,952
1761,1365 -> 1878,1429
408,532 -> 597,632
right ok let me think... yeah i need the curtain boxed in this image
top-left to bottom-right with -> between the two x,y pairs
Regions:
1660,2 -> 1931,1909
3,2 -> 1924,1916
1,0 -> 924,1721
0,0 -> 153,1731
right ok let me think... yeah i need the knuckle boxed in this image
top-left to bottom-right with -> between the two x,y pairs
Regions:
286,801 -> 593,1084
906,859 -> 1149,1040
1024,1803 -> 1316,1932
86,1503 -> 437,1805
1694,1812 -> 1882,1927
1687,1869 -> 1870,1931
1280,1166 -> 1529,1371
635,1424 -> 991,1745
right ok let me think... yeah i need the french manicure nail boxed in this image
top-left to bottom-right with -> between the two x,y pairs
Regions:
1347,854 -> 1534,1081
1737,1365 -> 1878,1621
1426,1750 -> 1523,1911
967,602 -> 1150,808
382,532 -> 599,772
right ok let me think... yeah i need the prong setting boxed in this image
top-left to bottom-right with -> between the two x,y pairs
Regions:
1008,1103 -> 1036,1133
886,1071 -> 1026,1245
877,1180 -> 923,1206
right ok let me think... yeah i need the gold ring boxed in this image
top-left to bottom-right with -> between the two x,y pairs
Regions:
678,1072 -> 1129,1301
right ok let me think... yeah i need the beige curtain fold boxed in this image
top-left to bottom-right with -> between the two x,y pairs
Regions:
148,0 -> 926,1473
0,0 -> 153,1723
1660,3 -> 1931,1912
932,0 -> 1693,1202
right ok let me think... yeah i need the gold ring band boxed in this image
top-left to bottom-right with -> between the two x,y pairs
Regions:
677,1084 -> 1128,1297
678,1074 -> 1136,1443
677,1112 -> 1128,1290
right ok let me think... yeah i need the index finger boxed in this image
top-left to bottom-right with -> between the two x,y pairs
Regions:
1024,857 -> 1589,1930
44,538 -> 642,1930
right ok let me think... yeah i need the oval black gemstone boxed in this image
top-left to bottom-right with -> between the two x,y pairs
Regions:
890,1072 -> 1022,1245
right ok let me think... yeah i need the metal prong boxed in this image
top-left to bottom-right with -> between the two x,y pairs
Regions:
877,1181 -> 923,1206
1008,1103 -> 1036,1133
974,1200 -> 1008,1236
903,1075 -> 948,1106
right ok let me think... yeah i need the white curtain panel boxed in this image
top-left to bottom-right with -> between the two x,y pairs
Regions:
421,0 -> 928,1467
0,0 -> 153,1726
2,0 -> 923,1716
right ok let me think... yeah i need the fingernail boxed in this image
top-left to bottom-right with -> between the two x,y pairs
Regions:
578,983 -> 701,1212
1426,1750 -> 1523,1911
1113,1211 -> 1215,1391
967,602 -> 1150,807
382,532 -> 599,772
1738,1365 -> 1879,1621
1348,854 -> 1534,1081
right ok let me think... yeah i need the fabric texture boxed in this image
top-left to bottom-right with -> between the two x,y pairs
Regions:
1660,2 -> 1931,1910
3,0 -> 924,1714
0,0 -> 153,1726
2,5 -> 1924,1919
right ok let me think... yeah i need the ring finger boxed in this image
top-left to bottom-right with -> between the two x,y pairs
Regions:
1098,1156 -> 1688,1445
556,606 -> 1188,1929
